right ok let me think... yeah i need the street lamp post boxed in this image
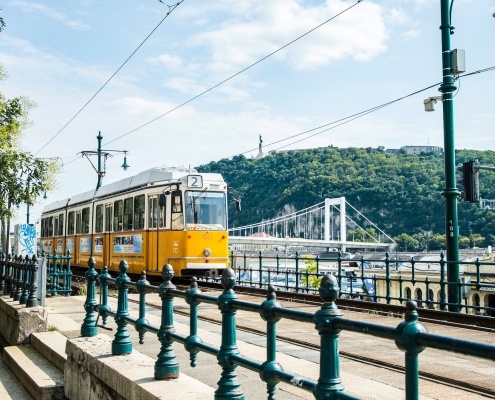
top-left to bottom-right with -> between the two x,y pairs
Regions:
439,0 -> 461,312
81,132 -> 130,190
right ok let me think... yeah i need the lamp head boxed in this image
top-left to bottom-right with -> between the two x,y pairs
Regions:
121,151 -> 130,171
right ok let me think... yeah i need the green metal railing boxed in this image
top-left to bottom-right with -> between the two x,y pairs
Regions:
44,250 -> 73,296
230,251 -> 495,315
82,258 -> 495,400
0,253 -> 40,307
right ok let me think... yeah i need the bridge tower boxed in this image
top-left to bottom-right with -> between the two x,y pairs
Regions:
324,197 -> 346,251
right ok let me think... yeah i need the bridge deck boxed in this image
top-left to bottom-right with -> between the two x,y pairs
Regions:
42,292 -> 494,399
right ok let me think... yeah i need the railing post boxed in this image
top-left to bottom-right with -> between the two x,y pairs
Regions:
64,250 -> 73,296
136,271 -> 150,345
259,285 -> 282,399
97,266 -> 112,326
385,252 -> 391,304
53,252 -> 60,295
0,253 -> 5,294
155,264 -> 179,379
258,251 -> 263,288
295,251 -> 300,293
10,256 -> 19,299
313,274 -> 345,399
112,260 -> 132,355
26,255 -> 39,307
81,257 -> 99,337
19,255 -> 31,305
185,277 -> 203,367
439,252 -> 447,311
14,256 -> 24,302
5,254 -> 12,296
215,268 -> 244,399
394,300 -> 427,400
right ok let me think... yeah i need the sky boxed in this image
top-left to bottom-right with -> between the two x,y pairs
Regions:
1,0 -> 495,226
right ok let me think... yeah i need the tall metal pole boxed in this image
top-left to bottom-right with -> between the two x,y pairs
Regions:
439,0 -> 460,312
96,132 -> 104,190
26,178 -> 30,224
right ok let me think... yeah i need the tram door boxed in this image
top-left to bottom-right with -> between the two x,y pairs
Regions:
147,195 -> 165,272
104,203 -> 113,270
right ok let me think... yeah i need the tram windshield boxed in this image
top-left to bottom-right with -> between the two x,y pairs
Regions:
185,191 -> 227,230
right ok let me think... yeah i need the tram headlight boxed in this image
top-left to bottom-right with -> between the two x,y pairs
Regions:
204,248 -> 211,257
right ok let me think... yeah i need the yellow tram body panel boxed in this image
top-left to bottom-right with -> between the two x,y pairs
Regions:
164,230 -> 229,276
39,167 -> 231,278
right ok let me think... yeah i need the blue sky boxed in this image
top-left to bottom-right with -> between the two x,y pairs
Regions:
1,0 -> 494,225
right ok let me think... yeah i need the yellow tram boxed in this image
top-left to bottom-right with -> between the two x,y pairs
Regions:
39,167 -> 229,277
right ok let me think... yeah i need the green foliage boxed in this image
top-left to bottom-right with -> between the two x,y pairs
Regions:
300,256 -> 322,289
197,147 -> 495,244
0,66 -> 58,251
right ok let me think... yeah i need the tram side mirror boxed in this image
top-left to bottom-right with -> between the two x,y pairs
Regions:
235,198 -> 241,212
159,194 -> 166,207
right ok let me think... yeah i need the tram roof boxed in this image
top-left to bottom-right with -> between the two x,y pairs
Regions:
42,166 -> 225,214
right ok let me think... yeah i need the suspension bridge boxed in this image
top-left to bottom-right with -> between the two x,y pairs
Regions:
228,197 -> 396,252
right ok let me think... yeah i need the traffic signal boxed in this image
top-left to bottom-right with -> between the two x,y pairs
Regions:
457,161 -> 479,203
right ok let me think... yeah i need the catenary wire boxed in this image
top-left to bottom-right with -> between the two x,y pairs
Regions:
102,0 -> 365,147
46,64 -> 495,167
241,66 -> 495,155
34,1 -> 185,156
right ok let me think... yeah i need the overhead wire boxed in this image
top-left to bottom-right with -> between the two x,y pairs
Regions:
34,1 -> 185,156
102,0 -> 365,146
244,65 -> 495,155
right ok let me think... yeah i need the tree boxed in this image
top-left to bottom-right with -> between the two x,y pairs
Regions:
394,233 -> 418,252
0,8 -> 5,33
0,65 -> 57,253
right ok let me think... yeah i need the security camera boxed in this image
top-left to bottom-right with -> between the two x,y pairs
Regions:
423,96 -> 443,112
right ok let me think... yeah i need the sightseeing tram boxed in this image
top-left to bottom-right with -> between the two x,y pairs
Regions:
39,167 -> 230,277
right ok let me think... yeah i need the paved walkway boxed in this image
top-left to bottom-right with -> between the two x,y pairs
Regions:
41,290 -> 495,400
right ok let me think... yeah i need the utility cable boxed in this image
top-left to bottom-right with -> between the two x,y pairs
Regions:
34,1 -> 185,156
244,65 -> 495,155
103,0 -> 365,146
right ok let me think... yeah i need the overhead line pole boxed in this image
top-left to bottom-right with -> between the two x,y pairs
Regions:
439,0 -> 460,312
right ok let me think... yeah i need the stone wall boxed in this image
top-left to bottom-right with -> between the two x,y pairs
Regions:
64,334 -> 214,400
0,296 -> 48,345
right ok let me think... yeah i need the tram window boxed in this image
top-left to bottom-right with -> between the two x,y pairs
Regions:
95,205 -> 104,233
58,213 -> 64,236
149,197 -> 157,229
105,204 -> 112,232
82,207 -> 90,234
54,216 -> 58,236
41,218 -> 46,237
171,190 -> 184,230
159,199 -> 165,228
68,211 -> 75,235
123,198 -> 133,230
76,211 -> 82,234
48,216 -> 54,236
185,191 -> 227,230
172,191 -> 182,212
114,200 -> 123,231
134,195 -> 145,230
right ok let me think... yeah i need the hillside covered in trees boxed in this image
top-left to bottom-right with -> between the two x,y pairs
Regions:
197,147 -> 495,250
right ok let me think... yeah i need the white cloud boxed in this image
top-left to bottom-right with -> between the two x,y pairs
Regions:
148,54 -> 183,70
187,0 -> 388,72
11,1 -> 90,30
